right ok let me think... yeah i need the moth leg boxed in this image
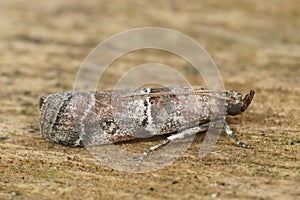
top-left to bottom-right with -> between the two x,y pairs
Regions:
137,139 -> 170,165
138,126 -> 207,165
224,122 -> 254,149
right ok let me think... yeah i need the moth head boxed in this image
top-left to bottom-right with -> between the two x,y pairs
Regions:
227,90 -> 255,116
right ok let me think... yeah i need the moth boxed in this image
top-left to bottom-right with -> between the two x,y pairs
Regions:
39,86 -> 255,157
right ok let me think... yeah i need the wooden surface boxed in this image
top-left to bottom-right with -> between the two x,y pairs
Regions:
0,0 -> 299,199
